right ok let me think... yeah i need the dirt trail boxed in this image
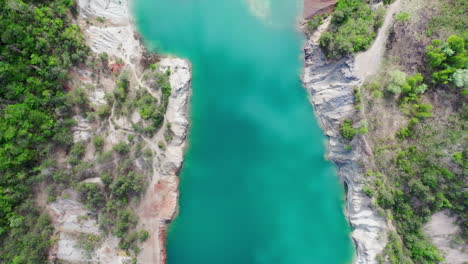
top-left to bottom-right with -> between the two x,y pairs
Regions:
354,0 -> 402,80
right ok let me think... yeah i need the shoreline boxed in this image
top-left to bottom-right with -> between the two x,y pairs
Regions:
301,1 -> 402,263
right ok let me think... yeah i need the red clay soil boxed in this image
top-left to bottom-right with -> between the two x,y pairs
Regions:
109,63 -> 125,74
159,223 -> 168,264
303,0 -> 336,19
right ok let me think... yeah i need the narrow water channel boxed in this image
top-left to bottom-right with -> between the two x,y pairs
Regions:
134,0 -> 353,263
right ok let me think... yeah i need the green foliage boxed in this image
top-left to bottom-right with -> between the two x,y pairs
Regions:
0,200 -> 54,264
67,87 -> 90,108
77,183 -> 106,210
426,0 -> 467,37
114,72 -> 130,103
97,104 -> 111,119
340,119 -> 357,140
113,142 -> 130,154
109,172 -> 144,203
426,35 -> 467,85
76,233 -> 101,256
158,141 -> 166,150
133,71 -> 172,136
395,12 -> 410,22
307,14 -> 328,33
0,0 -> 87,254
69,141 -> 86,165
319,0 -> 384,58
383,231 -> 414,264
387,71 -> 407,94
339,119 -> 367,140
452,69 -> 468,88
114,209 -> 137,238
101,172 -> 113,186
452,151 -> 464,166
139,230 -> 149,242
93,135 -> 105,150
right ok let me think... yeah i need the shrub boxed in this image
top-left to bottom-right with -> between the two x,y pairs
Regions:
340,119 -> 357,140
114,72 -> 130,102
158,141 -> 166,150
319,0 -> 383,58
452,152 -> 463,165
93,135 -> 104,150
395,12 -> 410,22
386,71 -> 407,94
114,209 -> 137,238
139,230 -> 149,242
307,14 -> 328,33
97,104 -> 111,119
110,172 -> 144,202
452,69 -> 468,88
101,173 -> 113,186
113,142 -> 130,154
69,141 -> 86,165
77,183 -> 105,210
426,35 -> 467,85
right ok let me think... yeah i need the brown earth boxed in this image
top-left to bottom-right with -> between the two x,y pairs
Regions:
303,0 -> 336,19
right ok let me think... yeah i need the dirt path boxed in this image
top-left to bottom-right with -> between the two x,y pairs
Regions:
354,0 -> 402,80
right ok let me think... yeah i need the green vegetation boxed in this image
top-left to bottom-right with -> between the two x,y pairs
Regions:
77,183 -> 106,210
339,119 -> 367,140
113,141 -> 130,154
426,0 -> 467,37
133,70 -> 172,136
76,233 -> 101,258
358,24 -> 467,263
0,0 -> 88,261
319,0 -> 385,58
306,14 -> 328,33
395,12 -> 410,22
93,135 -> 105,151
426,35 -> 467,85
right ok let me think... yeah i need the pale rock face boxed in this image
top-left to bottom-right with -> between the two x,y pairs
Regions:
302,17 -> 388,264
73,116 -> 93,142
48,0 -> 192,263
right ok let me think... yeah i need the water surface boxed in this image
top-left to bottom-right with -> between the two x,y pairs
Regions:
134,0 -> 353,263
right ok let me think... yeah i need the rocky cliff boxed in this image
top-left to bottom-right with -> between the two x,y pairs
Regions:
46,0 -> 191,263
302,1 -> 403,261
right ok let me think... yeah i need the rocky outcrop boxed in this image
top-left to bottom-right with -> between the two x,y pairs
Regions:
136,58 -> 191,264
47,0 -> 192,263
302,15 -> 392,264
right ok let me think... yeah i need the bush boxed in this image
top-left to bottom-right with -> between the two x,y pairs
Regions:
426,35 -> 467,85
139,230 -> 149,242
113,142 -> 130,154
319,0 -> 383,58
386,71 -> 407,94
340,119 -> 357,140
395,12 -> 410,22
77,183 -> 105,210
97,105 -> 111,119
69,141 -> 86,165
114,209 -> 137,238
114,72 -> 130,102
110,172 -> 144,202
452,69 -> 468,88
307,14 -> 328,33
93,135 -> 104,150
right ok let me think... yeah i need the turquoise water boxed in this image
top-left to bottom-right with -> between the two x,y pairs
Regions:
134,0 -> 353,263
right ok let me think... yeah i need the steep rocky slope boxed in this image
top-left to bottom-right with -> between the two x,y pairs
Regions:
302,1 -> 401,263
45,0 -> 191,263
303,0 -> 467,263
